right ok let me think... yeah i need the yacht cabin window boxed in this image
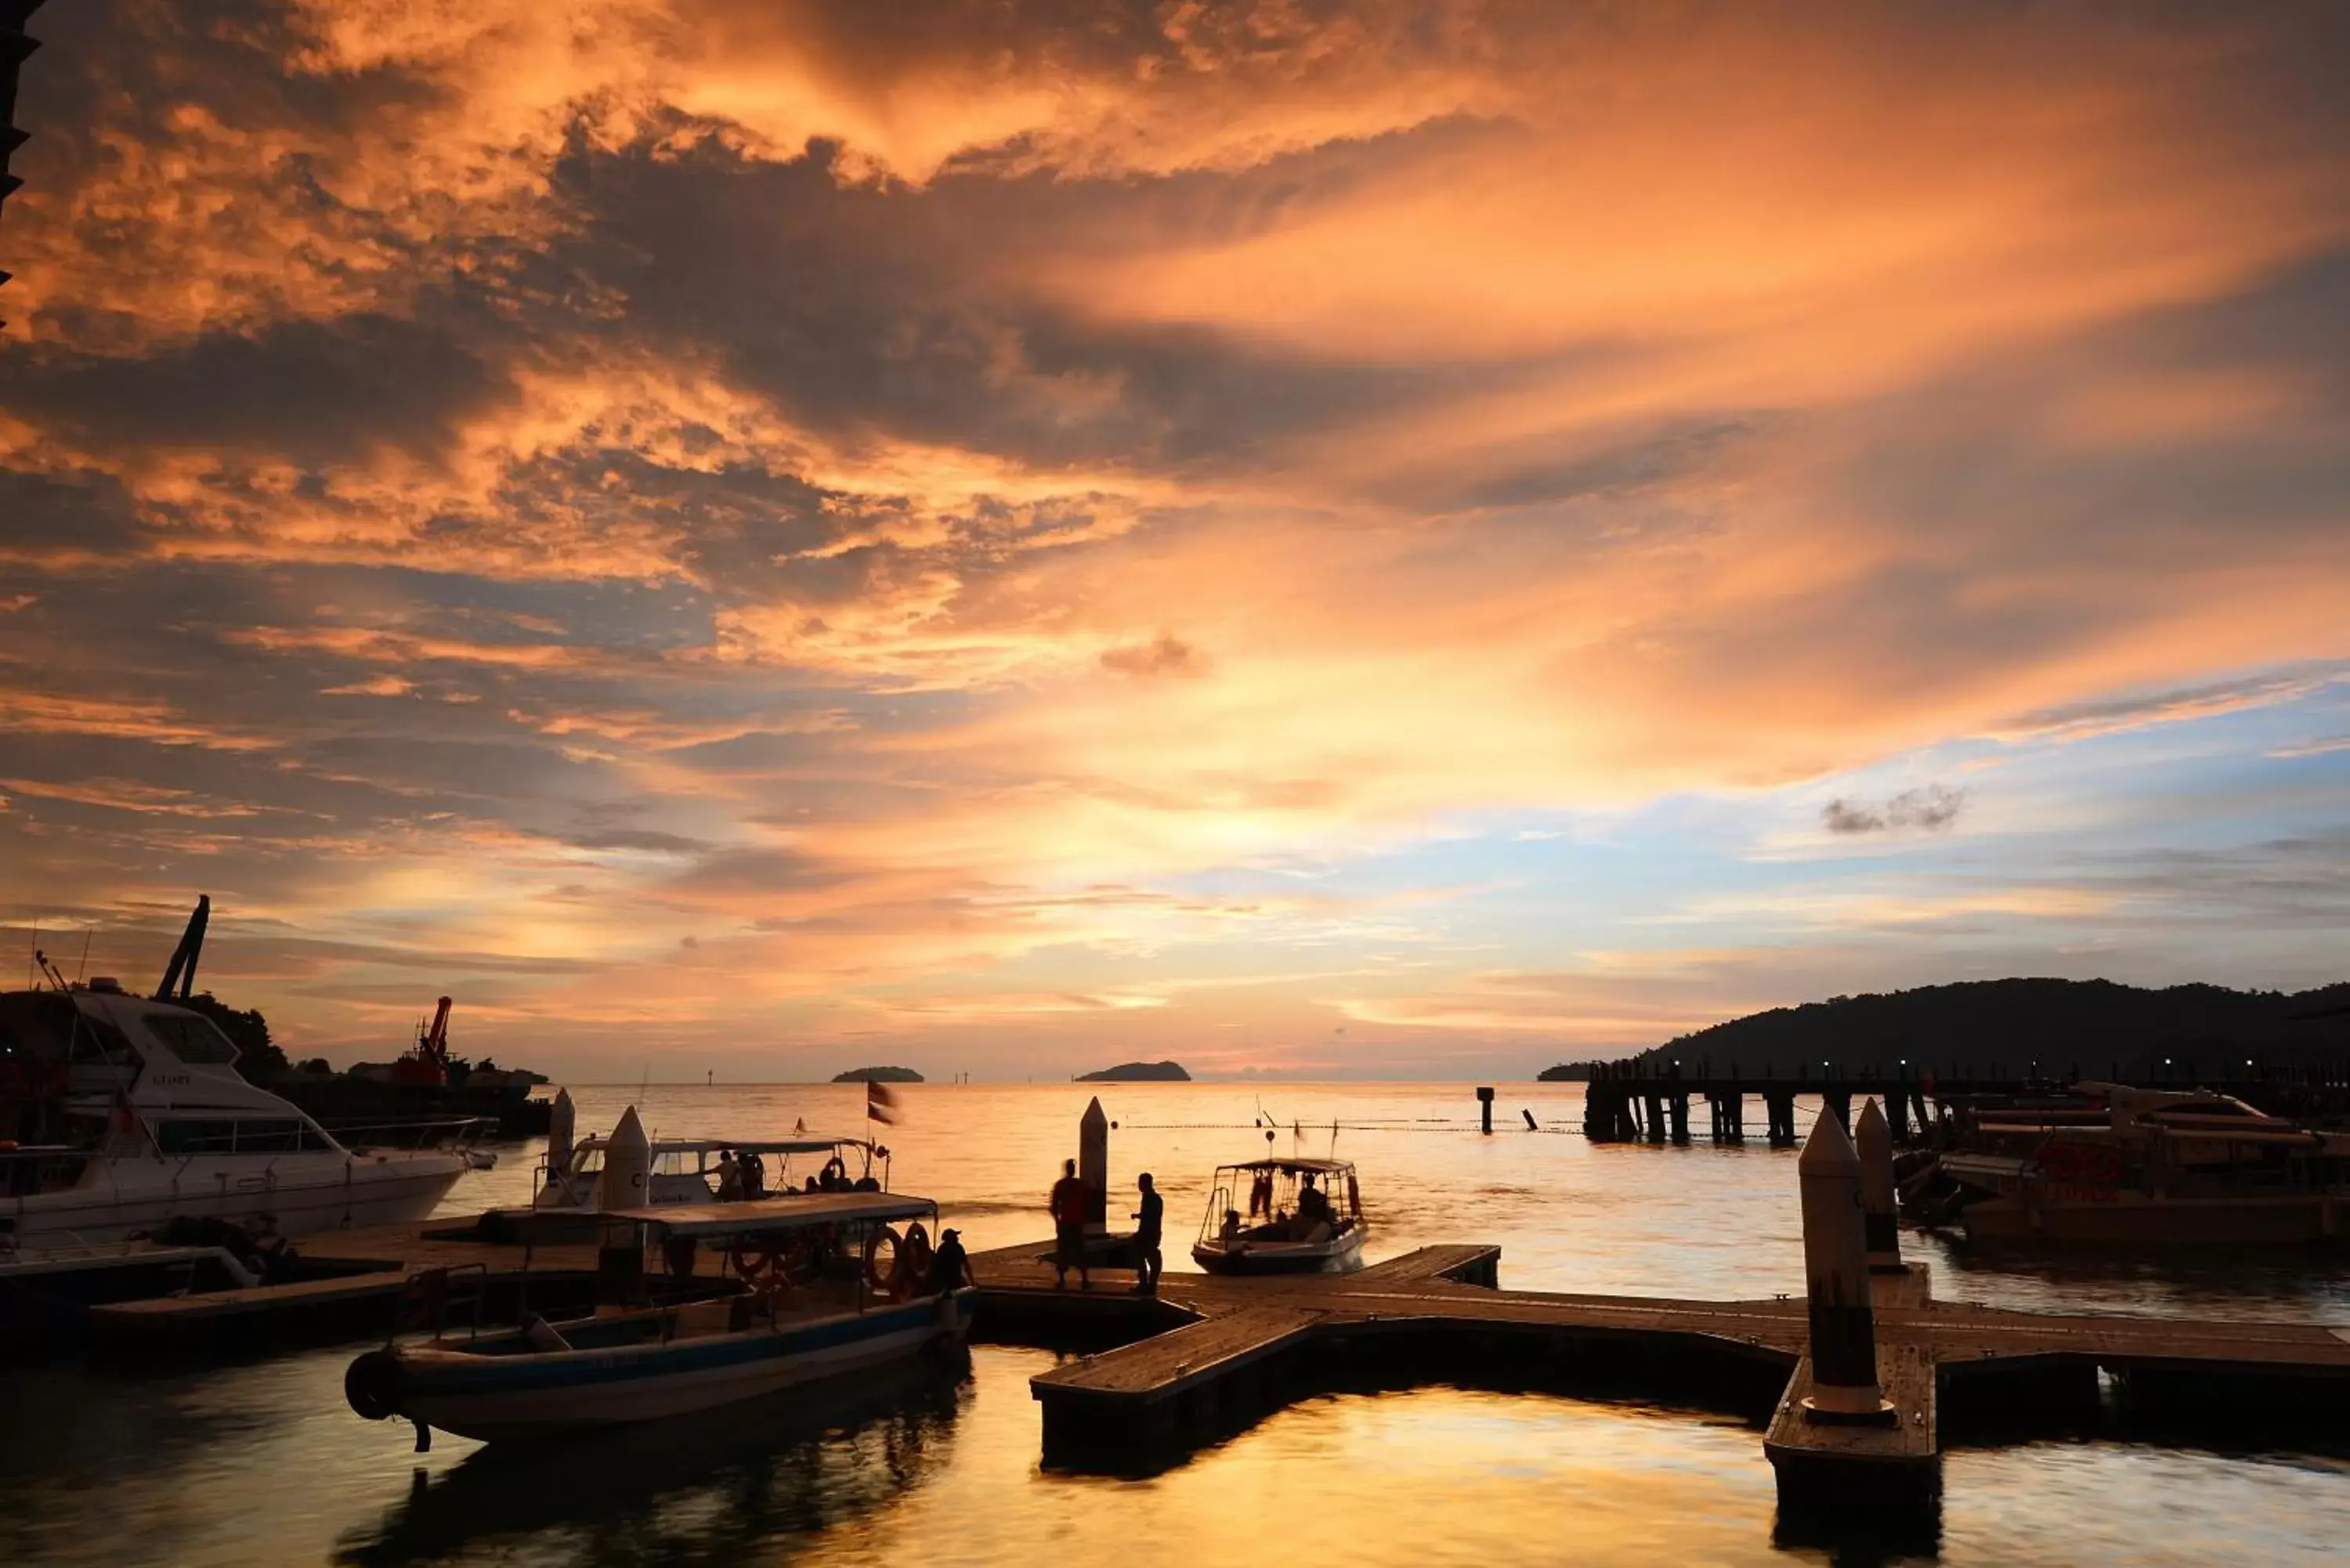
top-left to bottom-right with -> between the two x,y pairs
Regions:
143,1013 -> 241,1064
156,1118 -> 334,1154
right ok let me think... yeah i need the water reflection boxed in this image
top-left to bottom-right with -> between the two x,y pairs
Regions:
334,1352 -> 971,1568
11,1085 -> 2350,1566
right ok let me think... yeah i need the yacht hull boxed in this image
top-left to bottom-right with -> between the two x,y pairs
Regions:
1961,1193 -> 2350,1247
4,1156 -> 470,1247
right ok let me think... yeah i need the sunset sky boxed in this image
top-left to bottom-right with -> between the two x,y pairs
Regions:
2,2 -> 2346,1079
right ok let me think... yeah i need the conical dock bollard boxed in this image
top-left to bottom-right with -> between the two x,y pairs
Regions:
1080,1096 -> 1109,1236
595,1105 -> 652,1306
547,1087 -> 577,1180
1856,1097 -> 1903,1274
1797,1104 -> 1893,1423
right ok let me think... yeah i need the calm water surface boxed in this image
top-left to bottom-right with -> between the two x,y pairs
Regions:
8,1082 -> 2350,1566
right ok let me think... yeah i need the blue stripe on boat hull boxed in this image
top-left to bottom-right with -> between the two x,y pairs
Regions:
390,1291 -> 975,1440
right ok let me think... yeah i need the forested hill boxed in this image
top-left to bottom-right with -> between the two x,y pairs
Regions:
1543,978 -> 2350,1078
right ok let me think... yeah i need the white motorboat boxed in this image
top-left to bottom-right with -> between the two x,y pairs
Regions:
0,913 -> 485,1248
532,1093 -> 888,1209
343,1191 -> 974,1443
1191,1157 -> 1368,1275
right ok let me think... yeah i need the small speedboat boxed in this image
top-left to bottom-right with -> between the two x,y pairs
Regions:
1191,1157 -> 1368,1275
345,1191 -> 973,1443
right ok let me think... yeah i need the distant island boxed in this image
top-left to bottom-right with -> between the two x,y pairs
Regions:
1075,1060 -> 1191,1082
832,1066 -> 924,1083
1540,977 -> 2350,1078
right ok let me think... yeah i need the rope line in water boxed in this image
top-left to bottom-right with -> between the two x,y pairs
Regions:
1112,1121 -> 1576,1134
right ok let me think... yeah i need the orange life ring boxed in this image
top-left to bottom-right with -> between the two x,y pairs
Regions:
889,1222 -> 934,1299
862,1225 -> 902,1294
728,1241 -> 779,1281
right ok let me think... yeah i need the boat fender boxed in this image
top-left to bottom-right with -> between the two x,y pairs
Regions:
345,1350 -> 406,1422
862,1225 -> 903,1295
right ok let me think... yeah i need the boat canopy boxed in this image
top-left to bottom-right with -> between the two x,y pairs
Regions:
1215,1157 -> 1355,1176
573,1135 -> 870,1156
601,1191 -> 938,1237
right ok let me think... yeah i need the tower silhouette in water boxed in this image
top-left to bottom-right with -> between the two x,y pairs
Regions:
0,2 -> 43,331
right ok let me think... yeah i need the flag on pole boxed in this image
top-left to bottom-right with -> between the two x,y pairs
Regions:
866,1080 -> 902,1126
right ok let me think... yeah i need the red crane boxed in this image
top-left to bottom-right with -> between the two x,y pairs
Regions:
391,996 -> 454,1086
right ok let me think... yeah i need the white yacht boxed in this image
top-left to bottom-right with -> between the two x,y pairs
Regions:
0,977 -> 485,1248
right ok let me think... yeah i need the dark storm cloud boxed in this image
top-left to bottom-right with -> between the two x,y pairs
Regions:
548,123 -> 1530,472
5,310 -> 512,468
1822,786 -> 1968,836
1101,633 -> 1203,678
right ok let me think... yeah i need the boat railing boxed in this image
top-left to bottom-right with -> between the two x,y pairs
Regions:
385,1260 -> 491,1347
327,1117 -> 495,1153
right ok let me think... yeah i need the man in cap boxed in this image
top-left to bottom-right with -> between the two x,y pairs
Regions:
930,1226 -> 973,1296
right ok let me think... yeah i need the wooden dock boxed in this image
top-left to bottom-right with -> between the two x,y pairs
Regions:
81,1217 -> 619,1357
974,1241 -> 2350,1512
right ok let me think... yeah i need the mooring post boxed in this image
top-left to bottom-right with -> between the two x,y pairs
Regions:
1798,1107 -> 1890,1422
547,1087 -> 577,1178
1080,1097 -> 1109,1235
1477,1085 -> 1495,1136
1856,1098 -> 1902,1274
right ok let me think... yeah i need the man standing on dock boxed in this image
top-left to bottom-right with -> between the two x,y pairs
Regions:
1132,1172 -> 1163,1295
1050,1158 -> 1090,1290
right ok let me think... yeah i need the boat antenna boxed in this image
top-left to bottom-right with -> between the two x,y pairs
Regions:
75,927 -> 93,982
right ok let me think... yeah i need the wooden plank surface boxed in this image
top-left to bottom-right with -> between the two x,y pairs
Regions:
89,1269 -> 414,1321
1354,1245 -> 1500,1284
978,1234 -> 2350,1382
1764,1339 -> 1938,1469
1032,1306 -> 1321,1400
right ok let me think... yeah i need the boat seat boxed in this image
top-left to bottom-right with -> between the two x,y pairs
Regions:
671,1299 -> 738,1339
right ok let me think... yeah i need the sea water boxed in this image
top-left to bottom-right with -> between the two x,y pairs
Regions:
5,1081 -> 2350,1566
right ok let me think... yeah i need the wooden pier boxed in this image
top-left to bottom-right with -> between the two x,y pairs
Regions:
972,1241 -> 2350,1513
1574,1059 -> 2350,1145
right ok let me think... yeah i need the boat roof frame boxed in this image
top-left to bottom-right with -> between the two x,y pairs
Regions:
600,1190 -> 938,1237
1213,1157 -> 1356,1176
572,1135 -> 873,1157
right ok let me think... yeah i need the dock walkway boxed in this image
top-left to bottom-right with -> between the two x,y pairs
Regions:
83,1219 -> 612,1356
972,1240 -> 2350,1508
